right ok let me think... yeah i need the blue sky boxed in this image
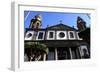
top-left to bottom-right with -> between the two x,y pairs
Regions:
24,11 -> 90,29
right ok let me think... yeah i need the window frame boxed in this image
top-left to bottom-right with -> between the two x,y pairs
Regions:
68,31 -> 76,40
36,31 -> 45,40
56,31 -> 67,40
24,31 -> 34,40
46,30 -> 55,40
76,32 -> 83,40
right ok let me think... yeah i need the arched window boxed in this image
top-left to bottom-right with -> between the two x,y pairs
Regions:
37,22 -> 39,26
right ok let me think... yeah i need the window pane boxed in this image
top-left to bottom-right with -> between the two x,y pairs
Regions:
38,32 -> 44,39
49,32 -> 53,38
70,32 -> 74,38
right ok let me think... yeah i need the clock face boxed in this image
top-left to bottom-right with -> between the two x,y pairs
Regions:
59,32 -> 65,38
56,31 -> 67,40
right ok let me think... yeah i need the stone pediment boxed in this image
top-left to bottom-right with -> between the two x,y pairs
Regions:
46,24 -> 77,31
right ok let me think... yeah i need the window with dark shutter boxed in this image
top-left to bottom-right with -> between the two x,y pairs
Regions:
70,32 -> 74,38
49,32 -> 53,38
38,32 -> 43,39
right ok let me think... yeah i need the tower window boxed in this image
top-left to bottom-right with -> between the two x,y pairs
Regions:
36,22 -> 40,29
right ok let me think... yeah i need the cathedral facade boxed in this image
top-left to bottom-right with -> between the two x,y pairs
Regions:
24,14 -> 90,61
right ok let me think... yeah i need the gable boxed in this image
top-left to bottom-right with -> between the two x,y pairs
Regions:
46,24 -> 77,31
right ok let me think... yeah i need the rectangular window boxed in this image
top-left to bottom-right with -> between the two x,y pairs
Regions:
70,32 -> 74,38
38,32 -> 43,39
68,31 -> 76,40
76,32 -> 83,40
46,31 -> 55,40
36,31 -> 45,40
49,32 -> 53,38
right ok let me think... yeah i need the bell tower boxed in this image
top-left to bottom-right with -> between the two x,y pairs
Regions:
77,16 -> 86,31
29,14 -> 42,29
